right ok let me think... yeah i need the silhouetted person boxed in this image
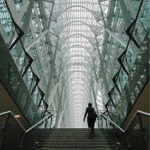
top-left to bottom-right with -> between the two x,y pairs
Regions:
83,103 -> 97,138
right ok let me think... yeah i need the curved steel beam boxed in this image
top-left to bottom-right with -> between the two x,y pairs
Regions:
64,78 -> 91,88
62,55 -> 92,67
64,73 -> 91,83
58,20 -> 97,36
62,63 -> 93,76
55,5 -> 98,22
60,44 -> 93,58
59,33 -> 95,47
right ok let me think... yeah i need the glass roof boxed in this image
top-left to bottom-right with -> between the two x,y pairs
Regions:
43,0 -> 110,127
1,0 -> 149,128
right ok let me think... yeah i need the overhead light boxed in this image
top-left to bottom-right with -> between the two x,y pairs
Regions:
15,114 -> 21,119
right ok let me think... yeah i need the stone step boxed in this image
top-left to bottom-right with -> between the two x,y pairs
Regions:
1,128 -> 145,150
41,145 -> 113,149
37,129 -> 109,133
40,148 -> 113,150
38,136 -> 111,139
42,141 -> 111,145
38,138 -> 115,142
40,147 -> 145,150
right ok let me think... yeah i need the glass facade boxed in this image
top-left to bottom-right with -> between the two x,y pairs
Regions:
0,0 -> 149,127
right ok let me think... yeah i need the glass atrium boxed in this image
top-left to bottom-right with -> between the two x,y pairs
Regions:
0,0 -> 149,128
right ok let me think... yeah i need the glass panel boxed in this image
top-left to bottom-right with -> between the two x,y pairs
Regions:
0,34 -> 41,125
32,87 -> 41,107
107,30 -> 149,125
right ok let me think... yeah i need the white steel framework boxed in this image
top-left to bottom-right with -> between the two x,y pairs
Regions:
0,0 -> 149,128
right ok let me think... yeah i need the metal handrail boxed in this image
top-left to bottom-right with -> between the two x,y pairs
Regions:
26,109 -> 55,119
0,111 -> 26,132
25,110 -> 56,133
0,111 -> 26,149
0,110 -> 56,133
18,110 -> 56,149
100,113 -> 124,132
98,110 -> 150,149
98,110 -> 150,133
0,110 -> 56,149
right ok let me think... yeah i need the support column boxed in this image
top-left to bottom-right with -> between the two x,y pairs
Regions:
119,0 -> 131,29
98,1 -> 106,27
45,37 -> 59,103
56,111 -> 64,128
89,76 -> 97,109
55,84 -> 64,128
91,82 -> 99,128
95,37 -> 109,97
92,59 -> 98,83
21,0 -> 34,44
47,60 -> 62,107
47,0 -> 55,29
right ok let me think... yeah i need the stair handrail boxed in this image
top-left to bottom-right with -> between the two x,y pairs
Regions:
0,110 -> 56,149
0,110 -> 56,133
0,111 -> 26,131
19,110 -> 56,149
25,110 -> 56,133
98,110 -> 150,149
0,111 -> 26,149
97,110 -> 150,133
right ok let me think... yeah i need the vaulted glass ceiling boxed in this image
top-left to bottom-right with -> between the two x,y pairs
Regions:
43,0 -> 110,127
1,0 -> 149,128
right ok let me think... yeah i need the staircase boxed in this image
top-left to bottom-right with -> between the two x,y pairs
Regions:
36,128 -> 122,150
36,128 -> 147,150
0,128 -> 147,149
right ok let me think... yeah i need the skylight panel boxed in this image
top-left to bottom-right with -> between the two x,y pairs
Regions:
45,0 -> 110,127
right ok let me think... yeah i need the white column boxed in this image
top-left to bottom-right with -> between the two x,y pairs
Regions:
45,37 -> 59,103
95,37 -> 109,96
119,0 -> 131,29
47,1 -> 55,29
98,1 -> 106,27
21,0 -> 34,44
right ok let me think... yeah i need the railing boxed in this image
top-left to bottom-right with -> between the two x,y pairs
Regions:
97,110 -> 150,150
0,110 -> 56,150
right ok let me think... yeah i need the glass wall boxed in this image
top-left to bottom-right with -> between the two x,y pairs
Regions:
104,0 -> 149,125
0,0 -> 49,124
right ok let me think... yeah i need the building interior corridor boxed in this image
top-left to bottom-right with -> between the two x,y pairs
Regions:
0,0 -> 149,149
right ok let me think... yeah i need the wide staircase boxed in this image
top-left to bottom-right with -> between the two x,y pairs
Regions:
37,128 -> 115,150
0,127 -> 148,150
35,128 -> 146,150
0,111 -> 149,150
